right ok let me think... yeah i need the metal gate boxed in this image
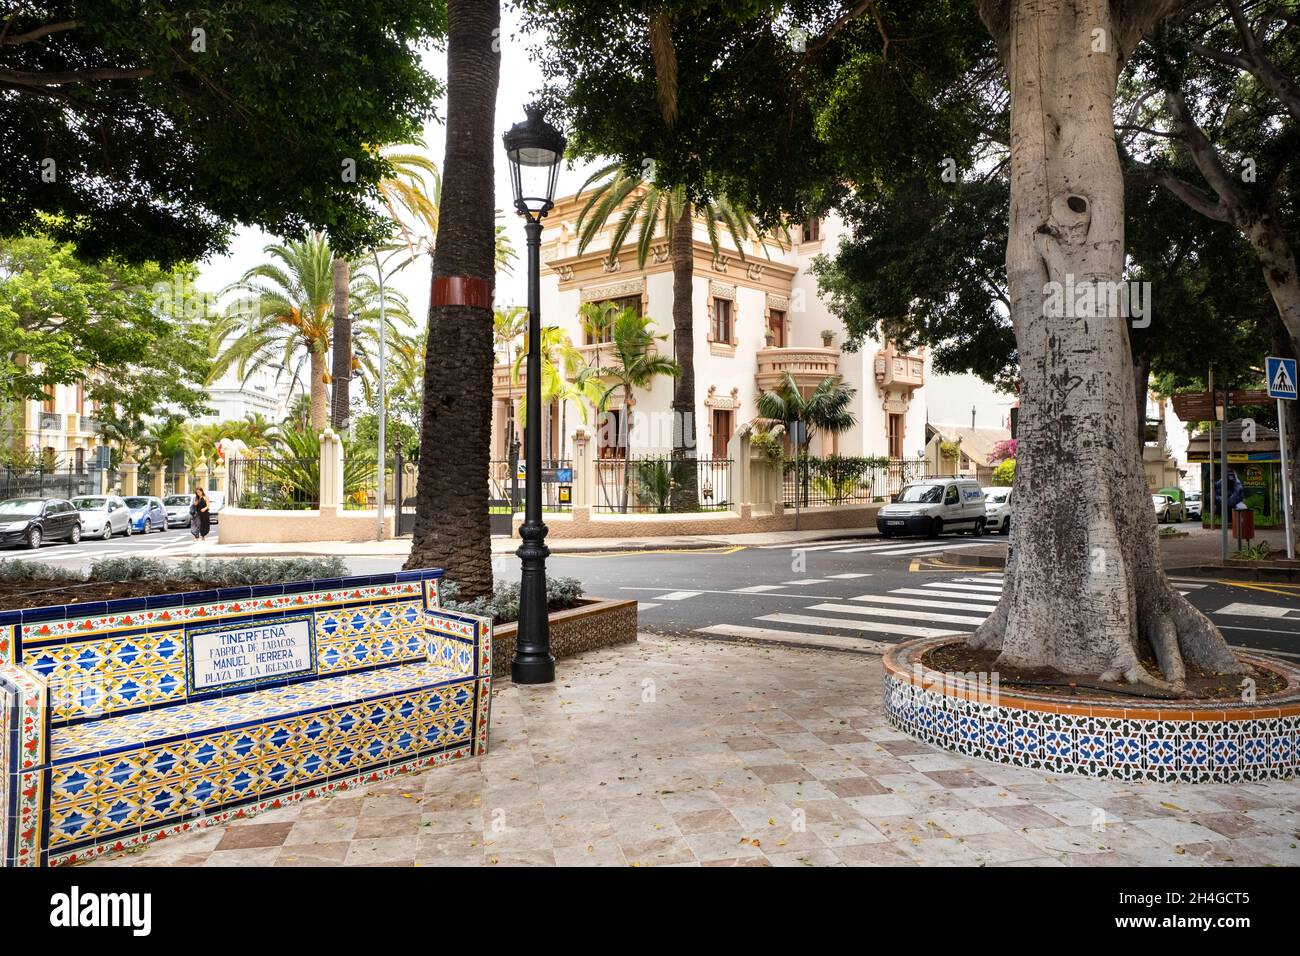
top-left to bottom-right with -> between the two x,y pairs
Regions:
394,452 -> 418,536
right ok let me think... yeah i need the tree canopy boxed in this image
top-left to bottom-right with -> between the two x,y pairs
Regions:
1,2 -> 446,264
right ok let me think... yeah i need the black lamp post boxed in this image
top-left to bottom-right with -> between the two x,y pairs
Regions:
503,105 -> 565,685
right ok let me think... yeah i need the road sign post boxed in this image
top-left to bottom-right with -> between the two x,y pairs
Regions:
1268,356 -> 1298,560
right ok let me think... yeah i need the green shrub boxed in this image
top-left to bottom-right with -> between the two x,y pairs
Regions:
0,559 -> 82,583
440,576 -> 585,625
87,556 -> 348,585
991,458 -> 1015,486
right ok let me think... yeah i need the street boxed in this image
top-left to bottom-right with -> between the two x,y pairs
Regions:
6,528 -> 1297,664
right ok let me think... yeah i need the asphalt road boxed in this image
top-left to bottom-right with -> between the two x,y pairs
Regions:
4,528 -> 1296,665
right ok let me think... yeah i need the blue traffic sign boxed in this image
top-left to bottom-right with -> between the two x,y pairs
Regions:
1267,356 -> 1298,400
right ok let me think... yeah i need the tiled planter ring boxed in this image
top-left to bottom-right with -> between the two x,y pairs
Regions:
883,637 -> 1300,783
0,569 -> 492,866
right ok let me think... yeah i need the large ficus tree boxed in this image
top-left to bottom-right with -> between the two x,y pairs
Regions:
531,0 -> 1246,689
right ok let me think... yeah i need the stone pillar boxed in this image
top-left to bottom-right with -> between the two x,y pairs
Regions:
151,465 -> 167,498
193,461 -> 210,496
120,455 -> 139,497
729,428 -> 751,511
319,427 -> 343,515
214,463 -> 229,503
571,428 -> 593,510
175,468 -> 189,495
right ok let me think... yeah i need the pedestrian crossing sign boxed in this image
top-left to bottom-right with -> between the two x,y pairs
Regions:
1267,356 -> 1298,400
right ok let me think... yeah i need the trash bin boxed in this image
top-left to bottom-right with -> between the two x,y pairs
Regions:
1232,508 -> 1255,542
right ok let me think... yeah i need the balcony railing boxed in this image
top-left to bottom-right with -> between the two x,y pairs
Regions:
874,346 -> 925,389
755,346 -> 840,390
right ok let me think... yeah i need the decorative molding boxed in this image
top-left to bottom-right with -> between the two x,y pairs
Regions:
704,385 -> 742,411
712,253 -> 732,273
709,280 -> 737,300
766,294 -> 790,313
581,279 -> 646,302
601,255 -> 621,274
745,263 -> 766,281
650,243 -> 670,264
550,263 -> 575,281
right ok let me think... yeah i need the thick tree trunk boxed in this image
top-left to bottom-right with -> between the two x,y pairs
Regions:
969,0 -> 1238,688
404,0 -> 499,598
331,258 -> 351,430
309,349 -> 328,432
669,200 -> 699,511
1133,347 -> 1152,441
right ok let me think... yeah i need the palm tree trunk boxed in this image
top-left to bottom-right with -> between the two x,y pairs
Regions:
620,396 -> 631,513
669,200 -> 698,511
331,258 -> 351,430
309,349 -> 328,431
404,0 -> 500,599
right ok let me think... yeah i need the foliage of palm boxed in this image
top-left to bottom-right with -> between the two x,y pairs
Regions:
576,162 -> 783,271
493,306 -> 528,363
635,456 -> 690,513
755,372 -> 858,445
216,234 -> 399,431
583,308 -> 681,512
577,300 -> 619,368
241,423 -> 376,509
758,372 -> 858,508
512,325 -> 602,461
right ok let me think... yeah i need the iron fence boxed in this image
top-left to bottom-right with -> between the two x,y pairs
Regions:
0,465 -> 107,502
228,457 -> 320,510
782,456 -> 929,508
489,459 -> 573,514
596,455 -> 732,513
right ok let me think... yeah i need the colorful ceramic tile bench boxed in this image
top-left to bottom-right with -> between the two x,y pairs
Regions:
0,568 -> 492,866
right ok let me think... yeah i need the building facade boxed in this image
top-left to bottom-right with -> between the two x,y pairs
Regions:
491,196 -> 931,468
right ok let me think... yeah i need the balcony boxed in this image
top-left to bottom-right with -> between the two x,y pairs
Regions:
873,344 -> 925,390
755,346 -> 840,391
493,362 -> 525,400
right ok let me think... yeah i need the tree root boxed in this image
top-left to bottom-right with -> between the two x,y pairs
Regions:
963,576 -> 1240,698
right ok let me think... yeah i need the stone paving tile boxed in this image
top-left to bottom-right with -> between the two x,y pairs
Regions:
84,634 -> 1300,868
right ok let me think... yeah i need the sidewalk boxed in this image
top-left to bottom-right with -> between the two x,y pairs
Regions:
85,634 -> 1300,867
200,527 -> 878,559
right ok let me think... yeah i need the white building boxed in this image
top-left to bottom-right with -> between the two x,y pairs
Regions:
492,197 -> 935,466
196,365 -> 303,424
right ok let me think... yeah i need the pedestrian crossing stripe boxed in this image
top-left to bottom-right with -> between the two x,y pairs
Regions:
807,602 -> 988,626
888,588 -> 1001,602
848,593 -> 999,613
755,612 -> 965,640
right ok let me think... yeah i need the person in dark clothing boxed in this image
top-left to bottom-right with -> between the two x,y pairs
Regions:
190,487 -> 211,541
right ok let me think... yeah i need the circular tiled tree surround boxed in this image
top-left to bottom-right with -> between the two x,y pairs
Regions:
883,638 -> 1300,783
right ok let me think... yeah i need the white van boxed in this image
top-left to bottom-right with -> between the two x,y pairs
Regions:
876,478 -> 987,538
982,486 -> 1012,534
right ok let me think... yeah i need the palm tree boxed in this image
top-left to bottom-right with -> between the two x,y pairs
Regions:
217,235 -> 336,431
577,165 -> 785,511
217,234 -> 394,432
512,326 -> 601,462
404,0 -> 500,599
757,371 -> 858,507
575,163 -> 786,477
585,308 -> 681,512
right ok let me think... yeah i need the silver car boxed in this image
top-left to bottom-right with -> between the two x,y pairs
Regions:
71,495 -> 133,540
163,493 -> 194,528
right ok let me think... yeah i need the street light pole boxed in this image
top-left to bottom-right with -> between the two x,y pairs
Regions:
374,249 -> 387,542
503,105 -> 565,685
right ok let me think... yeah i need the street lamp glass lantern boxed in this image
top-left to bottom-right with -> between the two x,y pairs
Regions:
503,104 -> 566,221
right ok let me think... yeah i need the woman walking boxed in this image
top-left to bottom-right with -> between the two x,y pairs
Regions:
190,487 -> 211,542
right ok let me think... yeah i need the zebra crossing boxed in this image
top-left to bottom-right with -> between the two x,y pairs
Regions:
761,536 -> 1002,560
693,574 -> 1224,651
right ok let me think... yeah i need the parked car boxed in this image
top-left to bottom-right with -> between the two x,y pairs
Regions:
207,491 -> 225,524
876,478 -> 987,537
0,497 -> 82,549
71,495 -> 133,540
1152,493 -> 1186,523
1185,492 -> 1202,520
124,495 -> 168,533
163,494 -> 194,529
982,486 -> 1013,534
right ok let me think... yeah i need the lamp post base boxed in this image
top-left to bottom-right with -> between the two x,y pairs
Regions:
511,653 -> 556,684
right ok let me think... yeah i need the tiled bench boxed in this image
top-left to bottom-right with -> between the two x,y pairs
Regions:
0,569 -> 491,866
